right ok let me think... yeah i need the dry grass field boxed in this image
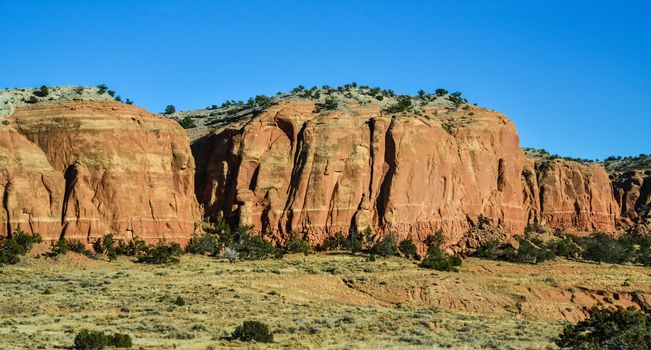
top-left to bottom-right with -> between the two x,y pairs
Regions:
1,247 -> 650,349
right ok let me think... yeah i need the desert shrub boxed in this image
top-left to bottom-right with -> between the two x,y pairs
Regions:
136,241 -> 183,264
419,231 -> 461,271
420,249 -> 462,272
173,296 -> 186,306
321,232 -> 347,251
345,231 -> 363,253
74,329 -> 108,349
0,231 -> 42,265
581,231 -> 633,264
232,321 -> 273,343
398,239 -> 418,259
383,96 -> 412,113
285,232 -> 310,254
107,333 -> 132,348
177,116 -> 196,129
164,105 -> 176,114
26,95 -> 38,103
254,95 -> 271,107
223,247 -> 239,263
107,90 -> 116,97
314,96 -> 338,112
556,306 -> 651,349
34,85 -> 49,97
48,238 -> 90,257
93,234 -> 117,261
74,329 -> 132,349
370,233 -> 398,257
547,236 -> 582,259
474,237 -> 554,264
115,237 -> 148,257
417,89 -> 426,98
97,84 -> 108,94
234,226 -> 283,260
435,88 -> 448,96
186,232 -> 221,256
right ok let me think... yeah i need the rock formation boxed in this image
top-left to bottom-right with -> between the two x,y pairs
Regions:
533,159 -> 620,233
1,96 -> 200,243
191,90 -> 620,247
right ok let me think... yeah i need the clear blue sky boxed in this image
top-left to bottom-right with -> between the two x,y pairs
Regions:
1,1 -> 649,159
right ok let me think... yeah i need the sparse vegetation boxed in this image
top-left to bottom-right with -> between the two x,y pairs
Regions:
48,238 -> 90,258
383,95 -> 412,113
285,232 -> 310,254
313,96 -> 338,113
177,116 -> 196,129
0,230 -> 42,266
419,230 -> 462,272
135,241 -> 183,264
232,320 -> 273,343
556,306 -> 651,349
73,329 -> 132,349
34,85 -> 49,97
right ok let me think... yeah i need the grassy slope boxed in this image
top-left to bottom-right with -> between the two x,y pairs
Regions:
1,250 -> 650,349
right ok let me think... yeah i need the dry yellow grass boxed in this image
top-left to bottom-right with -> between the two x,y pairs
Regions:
1,249 -> 650,349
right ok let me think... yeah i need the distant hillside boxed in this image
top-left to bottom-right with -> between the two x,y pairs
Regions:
523,147 -> 650,174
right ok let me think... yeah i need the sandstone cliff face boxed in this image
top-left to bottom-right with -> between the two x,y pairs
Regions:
613,171 -> 651,216
194,99 -> 541,246
1,101 -> 200,243
533,160 -> 620,233
0,127 -> 64,238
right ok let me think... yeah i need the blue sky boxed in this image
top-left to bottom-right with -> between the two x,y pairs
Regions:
1,1 -> 649,159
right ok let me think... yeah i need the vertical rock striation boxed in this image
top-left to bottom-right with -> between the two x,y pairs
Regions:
1,100 -> 200,243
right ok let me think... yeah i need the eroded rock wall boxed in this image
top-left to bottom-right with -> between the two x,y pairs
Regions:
194,101 -> 541,246
533,160 -> 620,233
1,101 -> 200,243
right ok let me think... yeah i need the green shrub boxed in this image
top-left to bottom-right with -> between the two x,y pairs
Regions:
285,232 -> 310,254
398,239 -> 418,259
115,237 -> 148,257
383,96 -> 412,113
232,320 -> 273,343
48,238 -> 90,257
345,231 -> 363,253
186,232 -> 221,256
556,306 -> 651,349
419,230 -> 461,271
164,105 -> 176,114
73,329 -> 132,349
435,88 -> 448,96
97,84 -> 108,94
34,85 -> 49,97
173,296 -> 185,306
107,333 -> 132,348
235,227 -> 283,261
371,233 -> 398,257
74,329 -> 108,349
178,116 -> 196,129
321,232 -> 347,251
0,231 -> 42,265
419,249 -> 462,272
136,241 -> 183,264
92,234 -> 117,261
314,96 -> 338,112
582,231 -> 633,264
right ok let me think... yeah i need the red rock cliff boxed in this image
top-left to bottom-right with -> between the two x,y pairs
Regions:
1,101 -> 200,243
194,100 -> 541,246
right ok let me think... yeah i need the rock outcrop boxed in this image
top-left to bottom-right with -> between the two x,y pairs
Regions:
533,159 -> 620,233
192,91 -> 620,247
1,99 -> 200,243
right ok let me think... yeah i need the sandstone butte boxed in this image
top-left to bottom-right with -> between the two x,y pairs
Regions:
1,99 -> 200,243
1,86 -> 646,249
191,97 -> 621,250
